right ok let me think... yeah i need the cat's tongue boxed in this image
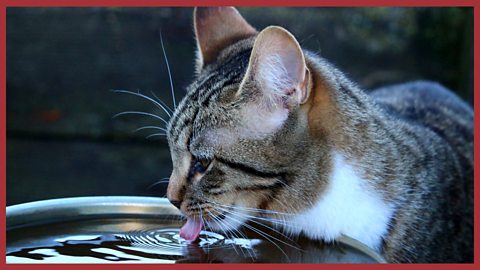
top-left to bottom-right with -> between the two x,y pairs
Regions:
179,217 -> 203,241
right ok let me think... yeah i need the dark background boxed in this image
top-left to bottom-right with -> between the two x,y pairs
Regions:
6,7 -> 473,206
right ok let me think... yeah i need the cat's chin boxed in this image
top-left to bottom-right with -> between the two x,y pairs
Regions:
203,206 -> 250,233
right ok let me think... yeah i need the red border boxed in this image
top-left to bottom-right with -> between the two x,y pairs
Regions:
474,1 -> 479,266
0,0 -> 5,266
1,1 -> 478,269
1,264 -> 479,270
2,0 -> 479,6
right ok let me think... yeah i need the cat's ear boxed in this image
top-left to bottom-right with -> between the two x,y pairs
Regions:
235,26 -> 311,139
194,7 -> 257,70
241,26 -> 311,106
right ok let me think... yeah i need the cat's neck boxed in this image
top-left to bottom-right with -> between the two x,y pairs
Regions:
305,54 -> 416,200
289,55 -> 403,249
288,150 -> 395,251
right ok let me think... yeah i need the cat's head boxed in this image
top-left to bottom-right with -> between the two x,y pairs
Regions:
166,7 -> 332,233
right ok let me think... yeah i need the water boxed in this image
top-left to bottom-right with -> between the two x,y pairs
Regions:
7,218 -> 380,263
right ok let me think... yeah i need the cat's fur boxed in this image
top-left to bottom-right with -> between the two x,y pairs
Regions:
166,7 -> 473,263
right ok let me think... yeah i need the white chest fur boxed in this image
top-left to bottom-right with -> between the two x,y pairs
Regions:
287,152 -> 394,251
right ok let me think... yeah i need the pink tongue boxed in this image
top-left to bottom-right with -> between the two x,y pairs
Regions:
179,217 -> 203,241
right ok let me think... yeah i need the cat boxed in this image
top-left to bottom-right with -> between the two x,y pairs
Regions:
165,7 -> 473,263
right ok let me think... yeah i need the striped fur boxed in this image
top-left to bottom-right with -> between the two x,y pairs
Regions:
166,7 -> 473,263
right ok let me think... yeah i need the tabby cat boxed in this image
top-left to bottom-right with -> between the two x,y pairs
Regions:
165,7 -> 473,263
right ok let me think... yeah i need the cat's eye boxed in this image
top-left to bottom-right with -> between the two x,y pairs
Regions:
192,158 -> 212,174
199,159 -> 211,168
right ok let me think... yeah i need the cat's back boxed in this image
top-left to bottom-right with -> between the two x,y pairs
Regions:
369,81 -> 473,262
370,80 -> 473,166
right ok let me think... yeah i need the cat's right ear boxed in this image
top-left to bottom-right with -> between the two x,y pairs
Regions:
193,7 -> 257,72
234,26 -> 311,138
241,26 -> 311,106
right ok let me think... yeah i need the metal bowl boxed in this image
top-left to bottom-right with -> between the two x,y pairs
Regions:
6,196 -> 386,263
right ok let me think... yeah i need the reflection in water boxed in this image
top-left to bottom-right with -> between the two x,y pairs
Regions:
7,229 -> 263,263
7,233 -> 184,262
7,219 -> 380,263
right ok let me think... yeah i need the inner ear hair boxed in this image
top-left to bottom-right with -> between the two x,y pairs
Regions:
241,26 -> 311,107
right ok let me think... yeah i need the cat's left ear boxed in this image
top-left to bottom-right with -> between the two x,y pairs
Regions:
241,26 -> 311,106
194,7 -> 257,71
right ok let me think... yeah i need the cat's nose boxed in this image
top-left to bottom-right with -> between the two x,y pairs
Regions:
169,199 -> 183,209
167,173 -> 186,210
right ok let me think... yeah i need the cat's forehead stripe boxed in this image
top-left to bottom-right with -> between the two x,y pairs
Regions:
168,63 -> 238,138
168,48 -> 252,145
168,73 -> 228,144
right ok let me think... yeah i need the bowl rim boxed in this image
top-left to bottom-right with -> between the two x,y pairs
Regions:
6,196 -> 387,263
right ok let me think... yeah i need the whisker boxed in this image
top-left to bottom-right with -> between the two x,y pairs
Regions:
147,178 -> 170,190
134,126 -> 168,133
226,209 -> 302,250
221,212 -> 291,262
210,209 -> 256,260
269,197 -> 298,237
209,201 -> 293,217
206,200 -> 301,230
196,205 -> 213,255
213,204 -> 302,246
218,224 -> 245,257
111,89 -> 172,118
146,133 -> 167,139
150,90 -> 174,113
113,111 -> 169,126
205,208 -> 241,256
236,212 -> 301,231
159,31 -> 176,109
222,221 -> 254,259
